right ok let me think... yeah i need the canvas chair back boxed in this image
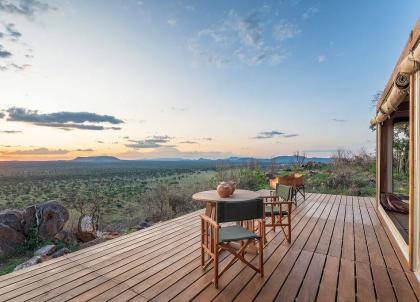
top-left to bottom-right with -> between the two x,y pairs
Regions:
277,184 -> 292,201
216,198 -> 263,223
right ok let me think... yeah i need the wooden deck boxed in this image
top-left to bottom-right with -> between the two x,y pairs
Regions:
0,193 -> 419,301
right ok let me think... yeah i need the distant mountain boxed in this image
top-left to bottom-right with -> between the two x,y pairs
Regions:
72,156 -> 121,162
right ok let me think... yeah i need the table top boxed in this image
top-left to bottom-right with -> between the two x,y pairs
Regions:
192,189 -> 260,203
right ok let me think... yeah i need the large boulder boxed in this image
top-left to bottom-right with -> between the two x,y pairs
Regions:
0,210 -> 24,232
36,201 -> 69,241
0,223 -> 25,258
77,215 -> 97,242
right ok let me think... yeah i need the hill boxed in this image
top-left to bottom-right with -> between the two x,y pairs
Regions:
72,156 -> 121,163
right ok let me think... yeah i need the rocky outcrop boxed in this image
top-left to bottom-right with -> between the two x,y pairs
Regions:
0,200 -> 69,259
0,223 -> 25,259
77,215 -> 97,242
36,201 -> 69,241
52,248 -> 70,258
13,256 -> 42,271
34,244 -> 56,257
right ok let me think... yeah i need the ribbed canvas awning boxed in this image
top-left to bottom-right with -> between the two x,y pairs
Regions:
371,42 -> 420,126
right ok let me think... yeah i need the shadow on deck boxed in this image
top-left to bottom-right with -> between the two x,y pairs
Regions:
0,193 -> 419,301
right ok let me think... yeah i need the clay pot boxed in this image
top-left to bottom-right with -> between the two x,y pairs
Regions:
217,182 -> 232,198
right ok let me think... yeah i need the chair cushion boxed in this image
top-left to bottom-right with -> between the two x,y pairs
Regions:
218,225 -> 259,243
264,206 -> 288,216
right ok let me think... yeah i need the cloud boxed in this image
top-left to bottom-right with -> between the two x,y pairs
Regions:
75,148 -> 93,152
0,63 -> 31,71
273,21 -> 300,41
167,18 -> 177,27
0,130 -> 22,133
0,112 -> 4,118
126,135 -> 175,149
0,46 -> 12,58
302,7 -> 319,20
170,106 -> 188,112
0,0 -> 55,17
179,141 -> 198,144
253,130 -> 284,139
283,134 -> 298,138
96,141 -> 104,144
199,137 -> 213,141
332,118 -> 347,123
5,23 -> 21,39
317,55 -> 326,63
4,107 -> 124,130
1,147 -> 69,155
189,6 -> 295,67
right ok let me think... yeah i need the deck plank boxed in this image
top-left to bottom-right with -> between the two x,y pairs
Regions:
0,193 -> 417,302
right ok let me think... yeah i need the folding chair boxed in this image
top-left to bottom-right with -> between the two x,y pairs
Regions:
264,184 -> 293,243
200,198 -> 265,288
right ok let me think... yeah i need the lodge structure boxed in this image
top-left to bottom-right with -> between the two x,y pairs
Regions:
371,17 -> 420,278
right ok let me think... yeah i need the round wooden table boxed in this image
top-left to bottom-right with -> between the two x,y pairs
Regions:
192,189 -> 260,219
193,189 -> 262,253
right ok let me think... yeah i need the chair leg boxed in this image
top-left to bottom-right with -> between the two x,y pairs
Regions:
214,248 -> 219,289
259,238 -> 264,277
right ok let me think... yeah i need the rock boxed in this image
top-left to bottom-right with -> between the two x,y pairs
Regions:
54,230 -> 77,245
34,244 -> 56,257
22,206 -> 37,235
97,231 -> 121,240
0,223 -> 25,259
77,215 -> 97,242
51,248 -> 70,258
37,201 -> 69,241
135,221 -> 152,230
79,237 -> 107,249
0,210 -> 24,232
13,256 -> 42,271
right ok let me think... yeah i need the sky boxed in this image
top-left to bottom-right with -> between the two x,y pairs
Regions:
0,0 -> 418,161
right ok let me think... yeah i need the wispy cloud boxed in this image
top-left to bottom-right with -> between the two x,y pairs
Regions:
75,148 -> 93,152
0,147 -> 69,155
0,130 -> 22,133
283,134 -> 298,138
331,118 -> 347,123
302,7 -> 319,20
4,107 -> 124,131
253,130 -> 284,139
253,130 -> 298,139
273,21 -> 300,41
167,18 -> 177,27
317,54 -> 326,63
179,140 -> 198,144
0,0 -> 55,18
189,5 -> 298,67
0,112 -> 5,118
0,45 -> 12,58
126,135 -> 174,149
5,23 -> 21,39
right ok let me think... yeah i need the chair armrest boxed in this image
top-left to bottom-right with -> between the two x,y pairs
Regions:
264,201 -> 293,206
200,214 -> 219,228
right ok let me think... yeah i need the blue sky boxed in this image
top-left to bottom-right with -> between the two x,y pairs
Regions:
0,0 -> 418,160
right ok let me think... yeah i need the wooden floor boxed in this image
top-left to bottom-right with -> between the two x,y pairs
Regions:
0,193 -> 419,302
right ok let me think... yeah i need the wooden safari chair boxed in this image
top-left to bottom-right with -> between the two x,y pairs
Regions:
263,184 -> 293,243
200,199 -> 265,288
274,173 -> 305,205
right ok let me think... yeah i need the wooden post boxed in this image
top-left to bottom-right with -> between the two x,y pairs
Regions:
409,74 -> 415,269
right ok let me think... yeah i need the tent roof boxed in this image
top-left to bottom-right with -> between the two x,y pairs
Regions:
376,17 -> 420,111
